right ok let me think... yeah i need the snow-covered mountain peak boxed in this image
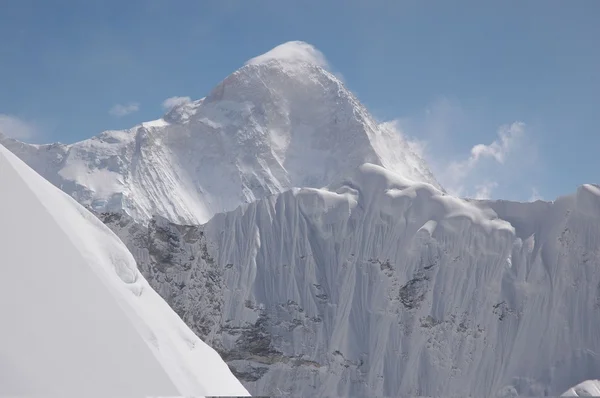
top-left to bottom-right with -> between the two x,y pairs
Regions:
165,41 -> 334,125
245,40 -> 329,69
1,42 -> 440,224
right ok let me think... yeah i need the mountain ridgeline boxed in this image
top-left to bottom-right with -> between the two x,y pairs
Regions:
0,41 -> 438,225
2,41 -> 600,397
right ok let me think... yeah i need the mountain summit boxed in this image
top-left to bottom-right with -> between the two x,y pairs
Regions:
1,41 -> 440,224
3,41 -> 600,397
244,40 -> 330,68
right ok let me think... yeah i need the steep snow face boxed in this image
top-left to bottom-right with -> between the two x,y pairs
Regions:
0,41 -> 439,225
0,144 -> 248,397
563,380 -> 600,396
92,164 -> 519,395
102,166 -> 600,397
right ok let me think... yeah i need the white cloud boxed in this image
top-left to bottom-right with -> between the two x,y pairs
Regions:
444,122 -> 526,190
162,96 -> 191,110
474,182 -> 499,200
380,119 -> 429,158
0,114 -> 40,141
109,102 -> 140,117
389,98 -> 537,201
406,136 -> 427,159
469,122 -> 525,164
529,187 -> 544,202
396,97 -> 468,147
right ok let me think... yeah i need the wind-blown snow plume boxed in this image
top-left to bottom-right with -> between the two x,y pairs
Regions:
245,41 -> 329,69
0,114 -> 40,141
109,102 -> 140,117
162,96 -> 192,110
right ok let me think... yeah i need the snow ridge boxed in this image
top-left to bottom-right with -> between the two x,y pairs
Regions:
100,163 -> 600,397
4,41 -> 600,397
0,144 -> 248,397
0,41 -> 440,225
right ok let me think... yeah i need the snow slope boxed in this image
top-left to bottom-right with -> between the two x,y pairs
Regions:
0,41 -> 439,225
0,144 -> 248,397
563,380 -> 600,396
99,163 -> 600,397
4,40 -> 600,397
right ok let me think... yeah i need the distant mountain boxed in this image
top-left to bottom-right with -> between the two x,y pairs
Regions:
0,144 -> 248,396
4,41 -> 600,397
0,41 -> 439,225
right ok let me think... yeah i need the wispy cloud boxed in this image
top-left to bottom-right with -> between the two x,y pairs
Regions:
109,102 -> 140,117
0,114 -> 41,141
469,122 -> 525,164
389,98 -> 538,201
444,122 -> 526,197
474,182 -> 499,200
529,187 -> 544,202
162,96 -> 191,110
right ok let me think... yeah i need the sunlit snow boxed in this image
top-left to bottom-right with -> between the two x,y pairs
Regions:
0,144 -> 248,397
563,379 -> 600,396
2,41 -> 600,397
0,42 -> 439,225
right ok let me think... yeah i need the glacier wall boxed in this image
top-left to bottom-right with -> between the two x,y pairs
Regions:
100,165 -> 600,397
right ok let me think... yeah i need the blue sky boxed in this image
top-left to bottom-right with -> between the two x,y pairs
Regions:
0,0 -> 598,201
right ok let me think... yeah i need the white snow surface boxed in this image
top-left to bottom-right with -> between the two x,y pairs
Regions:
99,163 -> 600,397
245,41 -> 329,69
3,41 -> 600,397
0,144 -> 248,397
0,41 -> 440,225
563,380 -> 600,396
